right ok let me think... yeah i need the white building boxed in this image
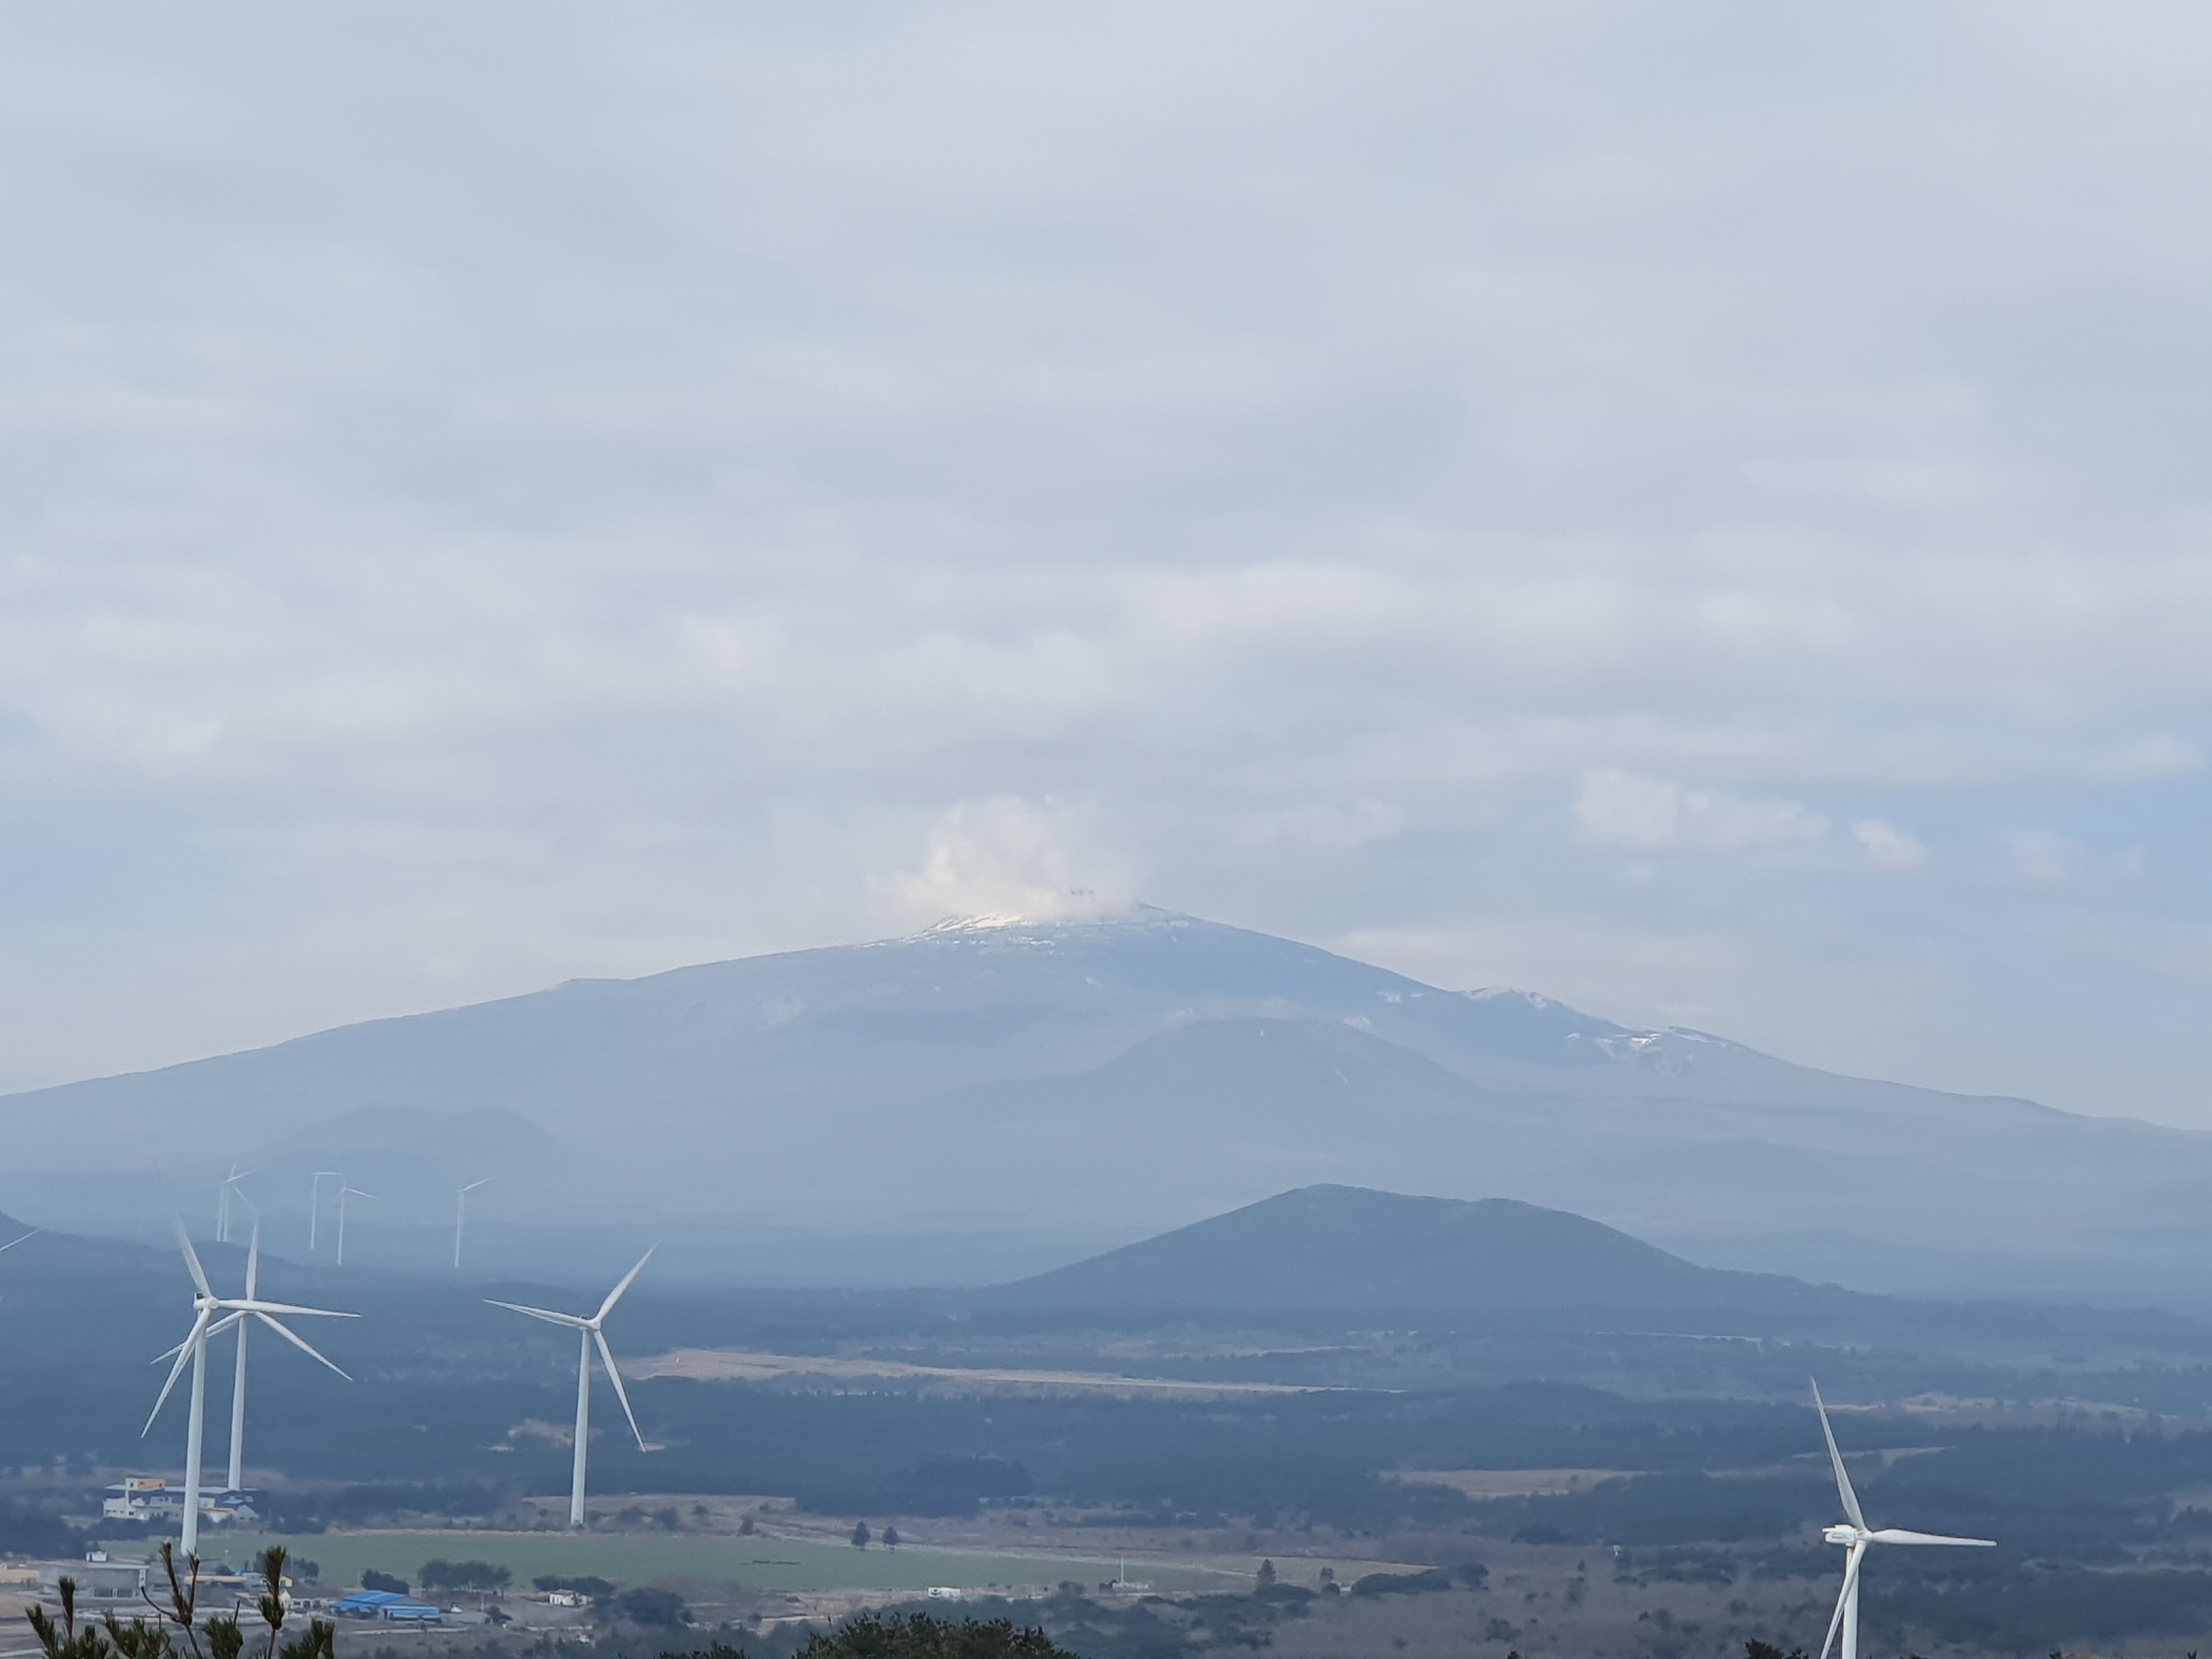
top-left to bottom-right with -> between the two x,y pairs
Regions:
101,1478 -> 260,1526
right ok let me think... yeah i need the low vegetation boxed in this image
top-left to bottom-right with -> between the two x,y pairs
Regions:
667,1615 -> 1076,1659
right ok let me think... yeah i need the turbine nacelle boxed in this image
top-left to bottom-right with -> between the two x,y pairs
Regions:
1822,1524 -> 1860,1546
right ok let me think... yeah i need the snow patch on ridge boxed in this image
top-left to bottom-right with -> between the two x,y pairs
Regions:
888,902 -> 1190,946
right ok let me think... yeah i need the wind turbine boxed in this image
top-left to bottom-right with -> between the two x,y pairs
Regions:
215,1163 -> 258,1244
335,1186 -> 375,1267
144,1221 -> 356,1556
1,1229 -> 36,1255
219,1221 -> 354,1492
453,1178 -> 494,1270
1810,1380 -> 1994,1659
488,1250 -> 654,1527
308,1172 -> 343,1254
227,1186 -> 260,1249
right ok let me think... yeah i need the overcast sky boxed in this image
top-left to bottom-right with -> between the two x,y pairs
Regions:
3,4 -> 2211,1124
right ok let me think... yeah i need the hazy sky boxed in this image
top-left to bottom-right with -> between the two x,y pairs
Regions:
4,4 -> 2211,1124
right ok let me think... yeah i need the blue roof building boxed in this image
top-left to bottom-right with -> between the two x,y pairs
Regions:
331,1591 -> 443,1622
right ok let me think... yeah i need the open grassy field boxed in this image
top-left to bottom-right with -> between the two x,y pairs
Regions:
191,1531 -> 1239,1597
629,1348 -> 1319,1399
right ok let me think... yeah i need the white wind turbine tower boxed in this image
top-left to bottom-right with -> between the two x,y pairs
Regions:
145,1221 -> 356,1556
335,1186 -> 375,1267
1811,1380 -> 1994,1659
453,1178 -> 494,1270
488,1250 -> 654,1527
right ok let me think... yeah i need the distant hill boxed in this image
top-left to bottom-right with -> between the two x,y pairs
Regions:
0,1211 -> 174,1280
977,1186 -> 2212,1364
985,1184 -> 1740,1315
8,907 -> 2212,1304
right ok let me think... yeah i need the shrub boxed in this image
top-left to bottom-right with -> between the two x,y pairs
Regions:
420,1560 -> 511,1593
798,1611 -> 1075,1658
610,1588 -> 688,1628
1351,1570 -> 1455,1596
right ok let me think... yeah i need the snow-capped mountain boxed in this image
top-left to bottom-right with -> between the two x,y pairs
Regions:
3,906 -> 2208,1302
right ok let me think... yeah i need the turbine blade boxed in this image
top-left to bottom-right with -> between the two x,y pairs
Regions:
173,1218 -> 213,1299
144,1310 -> 210,1435
1812,1379 -> 1866,1530
245,1222 -> 261,1300
0,1229 -> 37,1254
486,1299 -> 588,1329
256,1313 -> 351,1380
595,1248 -> 656,1322
1815,1542 -> 1865,1659
236,1300 -> 358,1319
1866,1528 -> 1995,1547
149,1308 -> 242,1363
594,1329 -> 647,1452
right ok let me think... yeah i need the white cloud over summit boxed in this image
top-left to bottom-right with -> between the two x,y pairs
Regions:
0,4 -> 2210,1122
874,798 -> 1134,928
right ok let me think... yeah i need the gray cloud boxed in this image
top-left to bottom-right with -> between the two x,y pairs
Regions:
2,3 -> 2210,1123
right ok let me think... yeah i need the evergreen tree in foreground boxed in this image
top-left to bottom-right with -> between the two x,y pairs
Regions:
26,1546 -> 335,1659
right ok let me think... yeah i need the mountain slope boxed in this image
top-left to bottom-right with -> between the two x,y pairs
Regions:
6,908 -> 2212,1302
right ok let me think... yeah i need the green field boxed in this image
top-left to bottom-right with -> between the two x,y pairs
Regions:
181,1531 -> 1238,1598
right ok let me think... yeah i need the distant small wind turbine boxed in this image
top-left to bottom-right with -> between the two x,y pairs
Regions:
335,1186 -> 376,1267
453,1178 -> 494,1270
488,1249 -> 655,1527
308,1172 -> 343,1254
1810,1380 -> 1993,1659
144,1220 -> 354,1556
228,1186 -> 259,1246
215,1164 -> 258,1244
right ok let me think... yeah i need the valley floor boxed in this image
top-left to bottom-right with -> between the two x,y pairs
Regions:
26,1503 -> 2207,1659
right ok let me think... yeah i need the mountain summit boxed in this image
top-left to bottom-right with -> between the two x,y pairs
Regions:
3,907 -> 2209,1302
